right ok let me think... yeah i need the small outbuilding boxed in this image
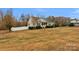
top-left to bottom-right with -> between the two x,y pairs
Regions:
11,26 -> 29,31
70,19 -> 79,26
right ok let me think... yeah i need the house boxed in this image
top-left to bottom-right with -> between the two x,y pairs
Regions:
28,16 -> 48,28
46,17 -> 55,27
46,20 -> 55,27
70,19 -> 79,26
38,18 -> 47,28
28,16 -> 38,28
47,22 -> 55,27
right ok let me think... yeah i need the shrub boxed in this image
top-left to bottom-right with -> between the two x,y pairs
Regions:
36,26 -> 42,29
29,27 -> 34,30
5,23 -> 12,32
69,23 -> 74,26
46,26 -> 53,28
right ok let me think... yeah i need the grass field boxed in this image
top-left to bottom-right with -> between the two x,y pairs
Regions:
0,27 -> 79,51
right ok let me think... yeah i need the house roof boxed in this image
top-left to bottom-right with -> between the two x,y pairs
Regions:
38,18 -> 47,22
28,16 -> 38,25
70,20 -> 79,23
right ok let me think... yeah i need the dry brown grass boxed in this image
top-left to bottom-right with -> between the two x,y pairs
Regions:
1,27 -> 79,51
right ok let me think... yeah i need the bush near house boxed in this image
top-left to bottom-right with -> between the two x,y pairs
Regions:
29,27 -> 34,30
46,26 -> 53,28
36,26 -> 42,29
69,23 -> 74,26
29,26 -> 42,30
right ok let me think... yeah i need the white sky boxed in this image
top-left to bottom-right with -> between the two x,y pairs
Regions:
0,0 -> 79,8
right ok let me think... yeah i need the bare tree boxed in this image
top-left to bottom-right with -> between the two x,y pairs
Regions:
3,9 -> 13,32
0,10 -> 4,29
